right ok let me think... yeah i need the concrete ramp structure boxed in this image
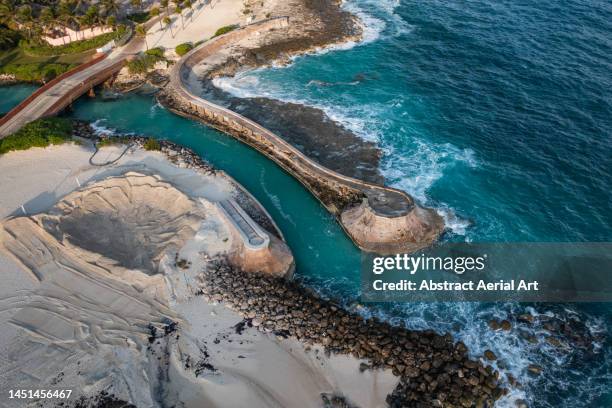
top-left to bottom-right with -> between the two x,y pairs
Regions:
163,17 -> 445,254
212,198 -> 294,277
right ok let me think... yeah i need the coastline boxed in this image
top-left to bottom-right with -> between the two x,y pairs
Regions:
0,127 -> 502,407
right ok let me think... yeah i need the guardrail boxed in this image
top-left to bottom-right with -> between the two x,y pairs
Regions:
0,53 -> 108,132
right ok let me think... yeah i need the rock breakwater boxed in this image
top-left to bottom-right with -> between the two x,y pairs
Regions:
199,261 -> 506,407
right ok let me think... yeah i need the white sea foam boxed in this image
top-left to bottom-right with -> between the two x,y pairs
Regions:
90,119 -> 116,136
212,74 -> 384,143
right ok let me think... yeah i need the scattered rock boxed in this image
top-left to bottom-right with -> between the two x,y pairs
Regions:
527,364 -> 543,376
484,350 -> 497,361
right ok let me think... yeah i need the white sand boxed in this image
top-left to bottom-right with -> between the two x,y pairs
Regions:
145,0 -> 245,54
0,143 -> 398,407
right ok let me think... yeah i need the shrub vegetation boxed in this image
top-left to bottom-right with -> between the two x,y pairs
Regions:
213,25 -> 238,37
0,25 -> 20,51
144,138 -> 161,151
145,47 -> 165,58
175,42 -> 193,56
0,118 -> 73,154
127,11 -> 151,24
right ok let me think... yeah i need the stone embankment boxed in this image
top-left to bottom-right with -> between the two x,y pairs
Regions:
160,17 -> 445,254
199,261 -> 506,407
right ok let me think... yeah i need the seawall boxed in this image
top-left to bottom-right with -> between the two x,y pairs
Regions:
161,17 -> 444,254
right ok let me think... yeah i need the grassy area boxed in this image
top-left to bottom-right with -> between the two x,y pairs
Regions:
213,25 -> 239,38
0,62 -> 77,82
0,47 -> 93,66
0,118 -> 73,154
19,27 -> 127,57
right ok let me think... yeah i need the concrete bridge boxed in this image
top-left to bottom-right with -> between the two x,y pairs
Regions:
0,55 -> 125,137
163,17 -> 445,254
0,21 -> 152,138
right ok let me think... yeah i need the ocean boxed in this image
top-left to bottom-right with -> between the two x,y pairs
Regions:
1,0 -> 610,406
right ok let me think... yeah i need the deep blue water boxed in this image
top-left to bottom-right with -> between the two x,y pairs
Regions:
1,0 -> 611,406
213,2 -> 612,403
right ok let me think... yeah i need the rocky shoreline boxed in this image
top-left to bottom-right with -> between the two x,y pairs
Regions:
199,80 -> 385,184
207,0 -> 363,78
199,260 -> 506,407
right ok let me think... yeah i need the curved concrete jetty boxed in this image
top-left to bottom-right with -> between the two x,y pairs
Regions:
163,18 -> 444,253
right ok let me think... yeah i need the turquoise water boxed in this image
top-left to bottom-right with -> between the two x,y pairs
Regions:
1,0 -> 611,405
69,94 -> 362,288
0,84 -> 37,114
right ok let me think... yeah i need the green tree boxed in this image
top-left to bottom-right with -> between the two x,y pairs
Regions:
175,5 -> 184,30
58,2 -> 78,42
83,5 -> 99,34
0,1 -> 15,27
39,6 -> 58,43
106,15 -> 116,29
16,5 -> 34,40
0,25 -> 20,50
102,0 -> 119,18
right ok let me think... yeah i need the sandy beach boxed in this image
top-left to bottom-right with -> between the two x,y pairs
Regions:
146,0 -> 245,53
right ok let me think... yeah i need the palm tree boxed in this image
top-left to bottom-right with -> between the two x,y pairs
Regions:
150,7 -> 162,30
58,3 -> 76,42
163,16 -> 173,38
175,5 -> 184,30
39,6 -> 58,44
160,0 -> 169,16
184,0 -> 193,22
0,1 -> 15,27
16,5 -> 33,40
136,24 -> 148,50
106,15 -> 117,30
101,0 -> 119,19
84,5 -> 99,34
